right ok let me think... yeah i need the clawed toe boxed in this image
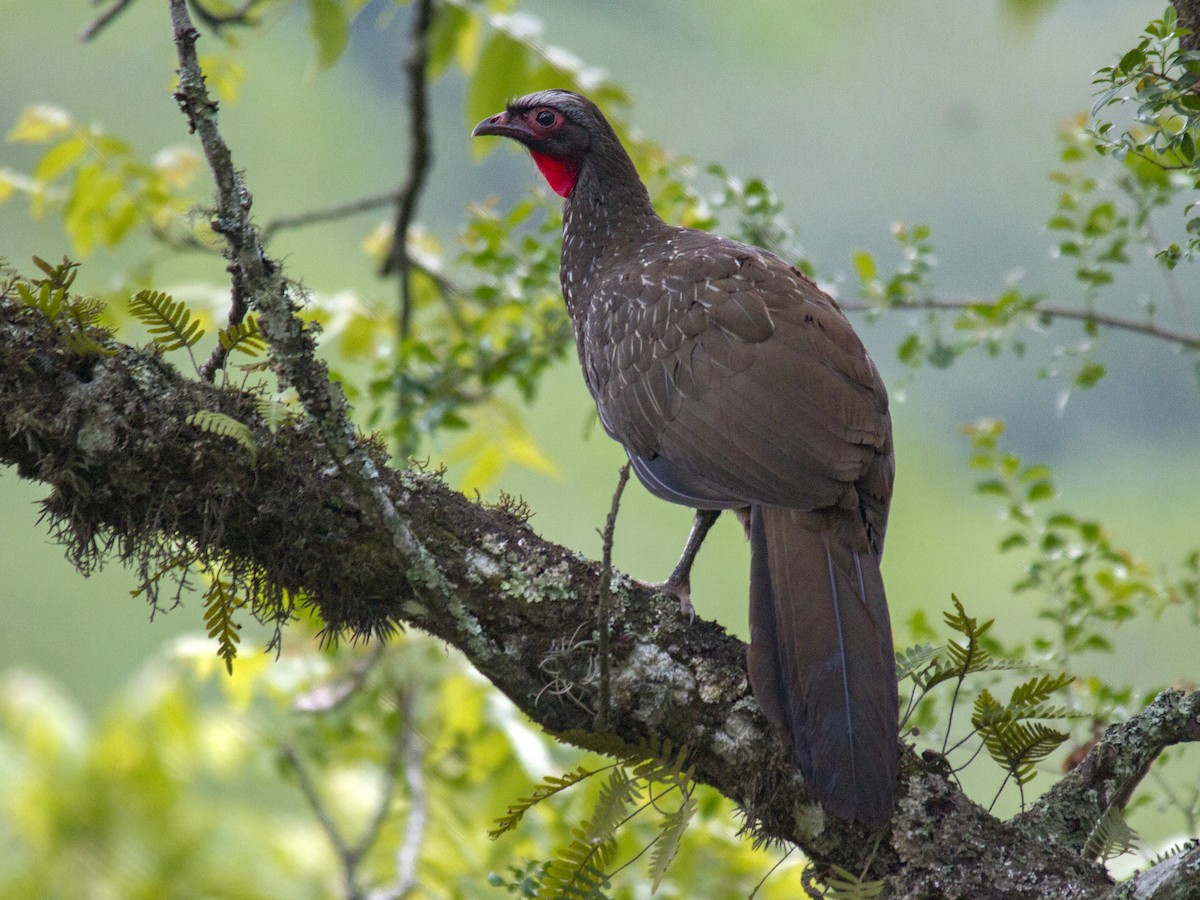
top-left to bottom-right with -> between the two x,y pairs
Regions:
647,577 -> 695,623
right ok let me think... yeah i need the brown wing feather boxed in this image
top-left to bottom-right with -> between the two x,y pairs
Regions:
581,227 -> 892,515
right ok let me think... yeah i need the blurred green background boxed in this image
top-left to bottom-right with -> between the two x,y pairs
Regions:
2,0 -> 1195,710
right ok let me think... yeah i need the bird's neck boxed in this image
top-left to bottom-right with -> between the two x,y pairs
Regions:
560,145 -> 663,315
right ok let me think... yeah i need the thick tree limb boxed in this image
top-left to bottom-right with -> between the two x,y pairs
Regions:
1106,842 -> 1200,900
0,291 -> 1132,898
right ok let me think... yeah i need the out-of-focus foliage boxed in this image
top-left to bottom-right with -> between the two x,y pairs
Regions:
0,632 -> 807,899
2,106 -> 203,256
1092,5 -> 1200,268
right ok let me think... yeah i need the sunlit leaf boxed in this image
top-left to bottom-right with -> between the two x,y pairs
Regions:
7,104 -> 72,143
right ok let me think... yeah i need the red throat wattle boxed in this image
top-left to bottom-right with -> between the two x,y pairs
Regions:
530,151 -> 580,197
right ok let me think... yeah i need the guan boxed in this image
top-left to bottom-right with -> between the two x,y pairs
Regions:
473,89 -> 899,824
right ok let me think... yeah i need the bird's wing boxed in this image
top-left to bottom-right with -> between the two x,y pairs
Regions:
582,229 -> 892,517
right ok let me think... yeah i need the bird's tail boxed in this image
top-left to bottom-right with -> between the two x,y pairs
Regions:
747,504 -> 899,824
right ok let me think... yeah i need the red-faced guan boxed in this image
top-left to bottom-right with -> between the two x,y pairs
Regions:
473,90 -> 899,824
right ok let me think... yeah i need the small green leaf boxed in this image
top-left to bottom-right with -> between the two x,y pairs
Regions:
307,0 -> 350,69
852,249 -> 877,283
34,135 -> 85,183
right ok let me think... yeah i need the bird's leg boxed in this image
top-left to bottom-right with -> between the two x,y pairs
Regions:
652,509 -> 720,619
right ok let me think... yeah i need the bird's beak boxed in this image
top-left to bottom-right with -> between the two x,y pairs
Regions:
471,111 -> 530,142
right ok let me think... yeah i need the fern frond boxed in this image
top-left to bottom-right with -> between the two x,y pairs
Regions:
129,289 -> 206,351
1009,673 -> 1074,709
629,737 -> 692,788
489,764 -> 609,839
648,792 -> 696,892
202,572 -> 242,674
16,277 -> 114,356
821,865 -> 886,899
186,410 -> 257,464
977,717 -> 1069,785
255,395 -> 295,434
31,255 -> 79,290
538,767 -> 638,898
1083,806 -> 1140,862
1151,840 -> 1190,865
16,280 -> 66,321
896,643 -> 943,683
218,316 -> 266,357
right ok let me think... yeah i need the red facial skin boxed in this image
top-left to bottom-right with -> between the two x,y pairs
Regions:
472,107 -> 581,197
529,150 -> 579,197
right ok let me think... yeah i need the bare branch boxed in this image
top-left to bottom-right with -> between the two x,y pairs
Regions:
80,0 -> 138,42
840,296 -> 1200,351
595,461 -> 631,733
282,744 -> 360,898
166,0 -> 431,588
369,692 -> 427,900
380,0 -> 436,344
260,190 -> 405,243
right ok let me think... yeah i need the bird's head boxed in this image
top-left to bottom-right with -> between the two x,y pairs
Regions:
472,89 -> 606,198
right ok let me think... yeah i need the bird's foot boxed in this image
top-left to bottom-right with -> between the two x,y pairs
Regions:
645,575 -> 695,623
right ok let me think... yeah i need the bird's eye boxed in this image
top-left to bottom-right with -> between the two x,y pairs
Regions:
534,109 -> 556,127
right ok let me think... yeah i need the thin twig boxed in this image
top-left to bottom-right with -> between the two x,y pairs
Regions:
281,744 -> 360,898
292,642 -> 385,713
168,0 -> 260,381
840,296 -> 1200,350
80,0 -> 138,42
384,0 -> 435,457
749,846 -> 795,899
190,0 -> 260,32
596,462 -> 631,733
169,0 -> 437,580
381,0 -> 435,326
261,189 -> 405,243
370,692 -> 427,900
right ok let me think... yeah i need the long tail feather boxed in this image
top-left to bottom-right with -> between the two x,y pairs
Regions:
747,504 -> 899,823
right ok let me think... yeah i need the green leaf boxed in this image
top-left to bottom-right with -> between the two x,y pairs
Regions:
852,250 -> 877,284
427,3 -> 474,78
34,135 -> 85,183
1026,480 -> 1054,503
308,0 -> 350,69
7,104 -> 72,143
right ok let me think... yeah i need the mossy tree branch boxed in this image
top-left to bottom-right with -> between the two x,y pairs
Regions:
5,289 -> 1172,898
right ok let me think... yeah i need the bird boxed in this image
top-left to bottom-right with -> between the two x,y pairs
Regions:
473,89 -> 899,824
